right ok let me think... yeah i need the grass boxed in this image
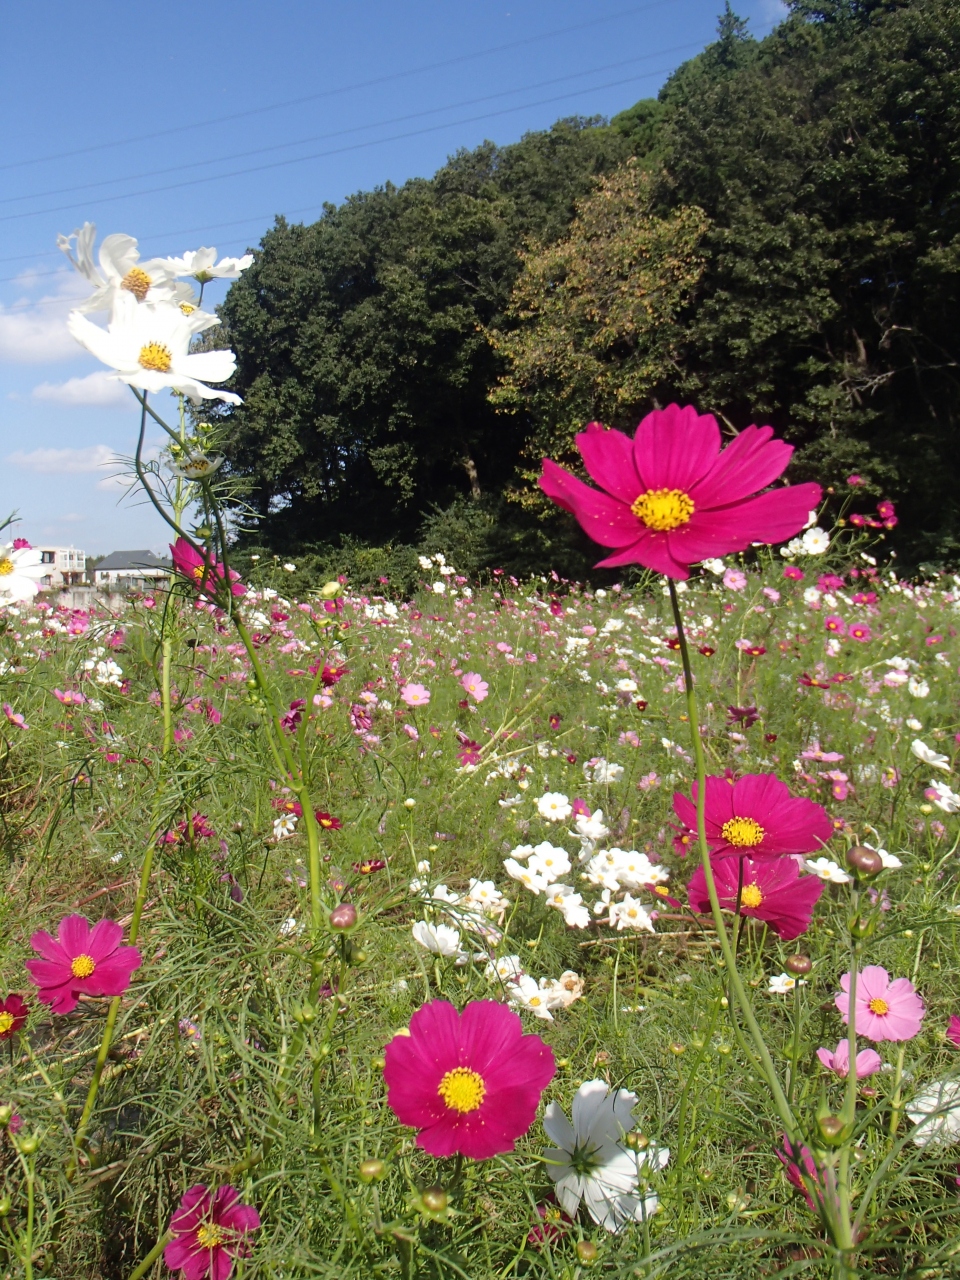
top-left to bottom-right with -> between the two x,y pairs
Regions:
1,550 -> 959,1278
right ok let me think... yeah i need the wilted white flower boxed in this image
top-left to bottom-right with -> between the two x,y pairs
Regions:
540,970 -> 585,1008
543,1079 -> 669,1233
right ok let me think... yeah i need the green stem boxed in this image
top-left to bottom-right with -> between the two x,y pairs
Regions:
667,581 -> 798,1140
126,1232 -> 172,1280
23,1152 -> 35,1280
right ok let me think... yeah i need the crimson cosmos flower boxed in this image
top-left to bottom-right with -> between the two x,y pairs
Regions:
673,773 -> 833,860
687,854 -> 823,940
538,404 -> 821,578
170,538 -> 245,600
0,994 -> 28,1041
164,1185 -> 260,1280
26,915 -> 141,1015
384,999 -> 555,1159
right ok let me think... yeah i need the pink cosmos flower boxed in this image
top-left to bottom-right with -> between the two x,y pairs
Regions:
2,704 -> 28,730
383,999 -> 555,1159
164,1185 -> 260,1280
687,854 -> 823,940
846,474 -> 864,486
848,623 -> 872,642
816,1040 -> 882,1078
835,966 -> 925,1042
400,682 -> 430,707
0,994 -> 28,1041
948,1015 -> 960,1048
673,773 -> 833,860
824,614 -> 846,635
538,405 -> 821,579
783,565 -> 805,581
461,672 -> 489,702
723,568 -> 747,591
53,689 -> 87,706
170,538 -> 245,600
26,915 -> 141,1015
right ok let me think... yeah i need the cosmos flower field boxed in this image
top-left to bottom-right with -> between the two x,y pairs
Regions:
2,544 -> 960,1279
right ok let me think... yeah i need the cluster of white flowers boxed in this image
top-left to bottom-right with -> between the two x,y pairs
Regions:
60,222 -> 252,406
484,954 -> 584,1021
781,526 -> 830,557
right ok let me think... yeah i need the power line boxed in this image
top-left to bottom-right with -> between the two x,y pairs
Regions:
0,67 -> 678,226
0,44 -> 701,210
0,0 -> 678,175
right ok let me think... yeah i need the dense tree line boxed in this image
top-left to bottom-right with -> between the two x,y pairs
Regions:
218,0 -> 960,577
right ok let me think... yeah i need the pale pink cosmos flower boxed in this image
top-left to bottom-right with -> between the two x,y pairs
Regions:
723,568 -> 747,591
461,672 -> 489,702
400,683 -> 431,707
816,1040 -> 882,1078
835,966 -> 925,1042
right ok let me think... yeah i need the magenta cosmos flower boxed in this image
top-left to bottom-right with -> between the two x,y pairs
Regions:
170,538 -> 245,600
835,966 -> 925,1043
383,999 -> 555,1159
673,773 -> 832,860
538,405 -> 821,578
687,854 -> 823,940
164,1185 -> 260,1280
816,1041 -> 882,1079
26,915 -> 141,1015
0,994 -> 28,1040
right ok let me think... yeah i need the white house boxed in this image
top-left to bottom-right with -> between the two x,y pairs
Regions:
36,546 -> 86,588
94,550 -> 171,588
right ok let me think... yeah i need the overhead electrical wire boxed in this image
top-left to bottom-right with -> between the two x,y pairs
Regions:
0,65 -> 678,227
0,0 -> 678,174
0,43 -> 701,210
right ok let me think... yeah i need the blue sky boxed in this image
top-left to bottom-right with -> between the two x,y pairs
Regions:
0,0 -> 786,555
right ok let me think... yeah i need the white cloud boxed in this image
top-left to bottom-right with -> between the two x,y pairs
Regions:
7,444 -> 119,473
0,271 -> 92,364
32,371 -> 130,408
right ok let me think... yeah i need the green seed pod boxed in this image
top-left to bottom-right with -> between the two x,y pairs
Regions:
358,1158 -> 386,1184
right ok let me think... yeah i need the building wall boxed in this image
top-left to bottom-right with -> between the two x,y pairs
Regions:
37,546 -> 86,588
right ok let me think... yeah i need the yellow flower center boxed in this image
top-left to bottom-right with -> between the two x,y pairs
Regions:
437,1066 -> 486,1114
191,564 -> 208,581
740,884 -> 763,908
121,267 -> 152,301
0,1012 -> 14,1034
179,302 -> 196,315
138,342 -> 173,373
0,557 -> 13,576
720,817 -> 765,848
631,488 -> 695,531
70,954 -> 96,979
867,997 -> 889,1016
196,1223 -> 226,1249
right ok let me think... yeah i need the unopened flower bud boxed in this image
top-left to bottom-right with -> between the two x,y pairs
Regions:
576,1240 -> 599,1264
817,1114 -> 846,1145
421,1185 -> 447,1214
329,903 -> 358,930
624,1131 -> 649,1151
0,1105 -> 13,1128
669,1042 -> 686,1055
785,954 -> 813,976
17,1134 -> 39,1155
348,946 -> 368,965
846,845 -> 883,877
358,1158 -> 386,1184
0,1195 -> 10,1217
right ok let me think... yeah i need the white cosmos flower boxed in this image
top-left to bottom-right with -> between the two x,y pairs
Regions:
608,894 -> 655,933
68,293 -> 240,405
528,842 -> 572,882
485,954 -> 525,983
273,814 -> 298,839
507,974 -> 555,1020
927,779 -> 960,814
907,1078 -> 960,1146
543,1079 -> 669,1233
503,857 -> 549,894
544,884 -> 591,929
768,972 -> 805,994
802,527 -> 830,554
805,856 -> 852,884
170,454 -> 225,480
911,739 -> 950,771
58,223 -> 180,312
573,808 -> 609,846
541,970 -> 585,1008
411,921 -> 463,957
907,678 -> 930,699
161,247 -> 254,283
537,791 -> 573,822
0,544 -> 45,601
